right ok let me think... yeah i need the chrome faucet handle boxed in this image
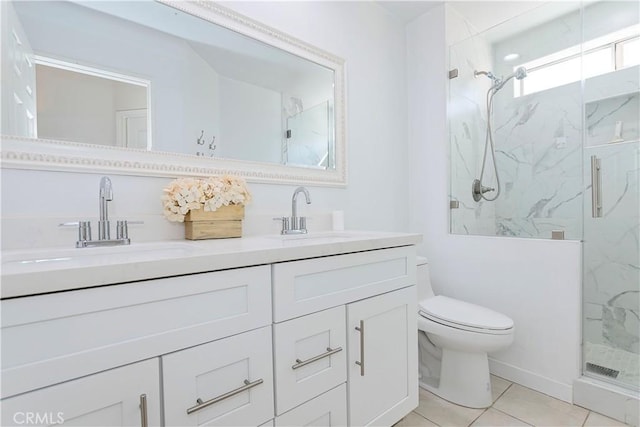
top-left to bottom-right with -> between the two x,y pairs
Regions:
299,217 -> 308,233
78,221 -> 92,242
116,220 -> 129,239
273,217 -> 290,234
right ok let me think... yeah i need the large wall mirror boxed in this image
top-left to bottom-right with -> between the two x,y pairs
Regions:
0,0 -> 347,186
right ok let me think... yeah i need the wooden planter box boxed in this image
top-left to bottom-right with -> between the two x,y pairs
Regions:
184,205 -> 244,240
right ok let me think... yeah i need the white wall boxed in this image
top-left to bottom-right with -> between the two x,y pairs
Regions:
407,4 -> 582,402
1,1 -> 409,250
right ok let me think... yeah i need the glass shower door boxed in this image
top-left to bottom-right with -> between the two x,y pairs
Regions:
581,0 -> 640,391
583,111 -> 640,390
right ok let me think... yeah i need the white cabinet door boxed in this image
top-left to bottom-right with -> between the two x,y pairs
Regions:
273,306 -> 346,414
162,326 -> 274,427
275,384 -> 347,427
347,286 -> 418,427
0,359 -> 160,427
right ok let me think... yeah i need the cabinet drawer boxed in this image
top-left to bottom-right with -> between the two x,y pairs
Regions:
1,265 -> 271,398
1,358 -> 160,427
272,246 -> 415,322
275,384 -> 347,427
162,326 -> 274,427
273,306 -> 346,415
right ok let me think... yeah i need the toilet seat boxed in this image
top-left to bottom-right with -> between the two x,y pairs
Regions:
419,296 -> 514,335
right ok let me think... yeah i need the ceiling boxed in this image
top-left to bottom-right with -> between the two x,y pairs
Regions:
376,1 -> 549,30
376,1 -> 442,23
377,1 -> 583,42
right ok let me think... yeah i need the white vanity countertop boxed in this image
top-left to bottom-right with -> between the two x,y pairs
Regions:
0,231 -> 421,299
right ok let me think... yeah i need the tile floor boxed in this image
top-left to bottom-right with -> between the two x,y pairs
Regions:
395,376 -> 631,427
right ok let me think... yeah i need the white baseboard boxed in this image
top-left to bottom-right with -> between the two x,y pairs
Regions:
489,358 -> 573,403
574,377 -> 639,426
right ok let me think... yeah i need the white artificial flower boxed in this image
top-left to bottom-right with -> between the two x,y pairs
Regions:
162,175 -> 252,222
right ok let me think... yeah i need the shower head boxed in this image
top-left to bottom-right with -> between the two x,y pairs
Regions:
513,66 -> 527,80
492,66 -> 527,92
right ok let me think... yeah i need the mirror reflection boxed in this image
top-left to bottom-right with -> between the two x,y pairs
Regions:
2,0 -> 336,169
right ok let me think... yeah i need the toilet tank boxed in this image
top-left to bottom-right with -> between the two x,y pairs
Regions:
416,256 -> 435,301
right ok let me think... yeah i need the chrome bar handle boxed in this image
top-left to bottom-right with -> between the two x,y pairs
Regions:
591,155 -> 602,218
355,320 -> 365,376
186,378 -> 263,415
292,347 -> 343,370
139,394 -> 148,427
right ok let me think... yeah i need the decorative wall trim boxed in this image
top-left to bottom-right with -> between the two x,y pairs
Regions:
1,1 -> 347,187
1,135 -> 345,186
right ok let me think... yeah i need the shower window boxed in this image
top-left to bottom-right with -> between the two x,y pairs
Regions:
515,25 -> 640,97
620,36 -> 640,67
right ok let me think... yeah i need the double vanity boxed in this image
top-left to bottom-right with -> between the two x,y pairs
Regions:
1,231 -> 420,426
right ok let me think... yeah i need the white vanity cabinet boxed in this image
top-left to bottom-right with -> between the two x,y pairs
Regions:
272,246 -> 418,427
163,326 -> 274,427
1,234 -> 420,427
0,358 -> 161,427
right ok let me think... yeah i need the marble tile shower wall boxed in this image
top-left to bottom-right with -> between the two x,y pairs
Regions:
449,40 -> 584,239
491,81 -> 584,239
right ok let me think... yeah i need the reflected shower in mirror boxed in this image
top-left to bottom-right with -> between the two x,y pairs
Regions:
1,0 -> 337,170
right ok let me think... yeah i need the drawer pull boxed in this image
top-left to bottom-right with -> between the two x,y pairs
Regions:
139,394 -> 148,427
186,378 -> 264,415
355,320 -> 365,376
292,346 -> 343,370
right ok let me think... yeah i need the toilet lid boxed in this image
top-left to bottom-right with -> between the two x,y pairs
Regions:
419,296 -> 514,331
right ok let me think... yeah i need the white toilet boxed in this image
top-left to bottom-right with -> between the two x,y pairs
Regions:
416,257 -> 514,409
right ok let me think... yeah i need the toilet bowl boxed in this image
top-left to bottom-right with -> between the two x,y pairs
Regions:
416,257 -> 514,409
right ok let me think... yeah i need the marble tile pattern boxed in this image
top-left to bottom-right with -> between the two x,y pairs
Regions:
394,377 -> 631,427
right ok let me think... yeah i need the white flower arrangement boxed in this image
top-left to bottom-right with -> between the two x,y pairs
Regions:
162,175 -> 252,222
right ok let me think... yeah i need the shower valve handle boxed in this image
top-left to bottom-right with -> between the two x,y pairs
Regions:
481,185 -> 495,194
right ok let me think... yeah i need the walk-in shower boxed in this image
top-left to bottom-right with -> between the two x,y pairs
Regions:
448,0 -> 639,423
472,66 -> 527,202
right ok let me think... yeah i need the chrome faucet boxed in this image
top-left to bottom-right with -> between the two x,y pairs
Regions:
276,186 -> 312,234
98,176 -> 113,240
61,176 -> 133,248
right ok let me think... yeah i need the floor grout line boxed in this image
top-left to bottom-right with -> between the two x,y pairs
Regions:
467,407 -> 488,427
491,406 -> 535,426
411,410 -> 442,427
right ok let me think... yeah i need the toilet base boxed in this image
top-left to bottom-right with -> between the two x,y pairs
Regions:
420,348 -> 492,409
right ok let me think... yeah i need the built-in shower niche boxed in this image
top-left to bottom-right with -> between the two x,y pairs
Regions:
585,91 -> 640,147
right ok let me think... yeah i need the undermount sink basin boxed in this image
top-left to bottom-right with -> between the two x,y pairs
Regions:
1,241 -> 197,272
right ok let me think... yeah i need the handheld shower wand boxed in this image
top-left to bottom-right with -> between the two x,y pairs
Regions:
471,67 -> 527,202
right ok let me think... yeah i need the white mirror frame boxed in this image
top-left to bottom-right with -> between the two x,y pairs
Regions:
0,0 -> 347,187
